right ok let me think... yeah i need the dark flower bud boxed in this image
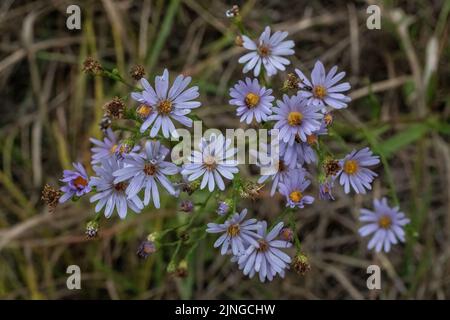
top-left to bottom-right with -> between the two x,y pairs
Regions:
282,73 -> 300,91
99,115 -> 112,133
180,200 -> 194,213
85,220 -> 99,239
137,239 -> 156,259
235,35 -> 244,47
175,260 -> 188,278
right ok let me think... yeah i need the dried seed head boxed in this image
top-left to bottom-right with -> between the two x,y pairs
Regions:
103,97 -> 125,119
85,220 -> 99,239
282,73 -> 300,91
82,57 -> 102,75
292,253 -> 311,275
182,180 -> 200,195
323,158 -> 341,177
41,184 -> 62,212
324,112 -> 333,126
129,64 -> 145,81
239,181 -> 265,200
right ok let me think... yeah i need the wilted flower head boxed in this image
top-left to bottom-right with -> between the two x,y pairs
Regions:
59,162 -> 91,203
82,57 -> 102,75
323,158 -> 341,177
130,64 -> 145,81
296,61 -> 351,110
359,198 -> 410,252
229,78 -> 274,124
279,170 -> 314,209
292,252 -> 311,275
206,209 -> 260,255
99,115 -> 112,133
103,97 -> 125,119
270,94 -> 323,144
41,184 -> 62,212
239,180 -> 265,200
131,69 -> 201,138
239,26 -> 294,77
113,140 -> 178,208
282,73 -> 300,91
90,159 -> 143,219
237,221 -> 292,282
338,147 -> 380,194
279,227 -> 294,242
319,178 -> 335,201
181,134 -> 238,192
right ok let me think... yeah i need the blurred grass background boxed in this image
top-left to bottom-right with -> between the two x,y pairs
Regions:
0,0 -> 449,299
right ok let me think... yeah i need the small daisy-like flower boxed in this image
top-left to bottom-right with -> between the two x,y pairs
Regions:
113,140 -> 179,208
229,78 -> 274,124
338,147 -> 380,194
296,60 -> 351,110
131,69 -> 201,138
181,134 -> 238,192
237,221 -> 292,282
59,162 -> 91,203
206,209 -> 261,255
239,26 -> 294,77
89,159 -> 143,219
270,94 -> 323,144
359,198 -> 410,252
217,200 -> 230,216
279,171 -> 314,208
90,128 -> 119,164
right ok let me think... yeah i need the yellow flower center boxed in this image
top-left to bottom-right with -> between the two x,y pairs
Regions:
258,45 -> 270,57
204,155 -> 217,171
157,100 -> 173,115
244,92 -> 260,109
313,85 -> 327,99
74,176 -> 88,188
288,111 -> 303,126
137,104 -> 153,119
257,239 -> 269,252
289,190 -> 303,203
343,160 -> 358,175
110,144 -> 118,154
306,134 -> 317,145
227,224 -> 240,237
143,163 -> 157,176
378,215 -> 392,229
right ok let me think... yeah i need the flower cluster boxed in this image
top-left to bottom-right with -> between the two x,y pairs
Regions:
49,14 -> 410,286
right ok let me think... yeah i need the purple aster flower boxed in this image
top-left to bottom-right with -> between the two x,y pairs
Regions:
90,128 -> 119,164
338,147 -> 380,194
295,60 -> 351,110
229,78 -> 274,124
113,140 -> 179,208
359,198 -> 410,252
239,26 -> 294,77
89,159 -> 143,219
131,69 -> 201,138
237,221 -> 292,282
206,209 -> 261,256
59,162 -> 91,203
279,171 -> 314,208
181,134 -> 238,192
270,94 -> 323,144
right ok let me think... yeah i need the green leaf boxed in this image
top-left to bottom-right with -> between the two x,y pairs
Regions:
380,123 -> 430,158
